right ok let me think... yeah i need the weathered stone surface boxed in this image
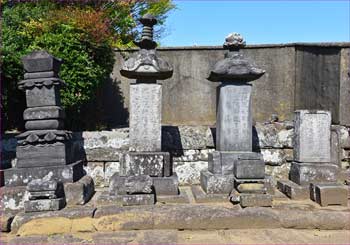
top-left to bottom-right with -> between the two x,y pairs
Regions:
3,161 -> 84,187
16,141 -> 75,168
265,163 -> 291,184
261,149 -> 293,166
127,176 -> 152,195
290,162 -> 339,185
25,86 -> 61,107
122,194 -> 155,206
9,236 -> 49,244
129,84 -> 161,152
294,110 -> 331,162
233,152 -> 265,179
162,126 -> 214,150
85,148 -> 122,162
174,161 -> 207,185
314,183 -> 348,207
25,119 -> 64,130
216,84 -> 253,152
0,213 -> 15,232
64,175 -> 95,205
234,177 -> 274,195
191,185 -> 229,203
27,179 -> 58,192
92,231 -> 137,244
79,129 -> 129,150
152,174 -> 179,195
240,194 -> 272,207
236,183 -> 266,194
255,122 -> 294,149
156,189 -> 189,203
24,198 -> 66,212
104,162 -> 120,186
23,106 -> 65,120
0,186 -> 28,211
200,170 -> 234,194
120,152 -> 170,177
339,48 -> 350,126
83,162 -> 105,187
208,151 -> 221,174
277,180 -> 309,200
22,50 -> 61,73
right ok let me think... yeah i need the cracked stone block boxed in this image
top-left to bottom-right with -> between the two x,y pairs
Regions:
200,170 -> 234,194
24,198 -> 65,212
122,194 -> 155,206
290,162 -> 339,186
152,174 -> 179,195
0,186 -> 28,211
314,183 -> 348,207
64,175 -> 95,205
240,194 -> 272,207
16,141 -> 75,168
277,179 -> 309,200
2,161 -> 84,187
120,152 -> 171,177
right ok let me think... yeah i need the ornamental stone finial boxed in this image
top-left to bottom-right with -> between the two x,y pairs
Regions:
208,33 -> 265,82
134,13 -> 158,50
223,33 -> 246,50
120,14 -> 173,81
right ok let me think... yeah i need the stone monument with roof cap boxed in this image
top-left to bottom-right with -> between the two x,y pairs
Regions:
109,14 -> 179,205
200,33 -> 273,207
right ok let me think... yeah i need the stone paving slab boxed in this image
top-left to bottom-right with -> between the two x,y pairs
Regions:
7,200 -> 350,236
2,229 -> 350,245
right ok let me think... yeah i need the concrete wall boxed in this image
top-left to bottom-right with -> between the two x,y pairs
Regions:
108,43 -> 350,127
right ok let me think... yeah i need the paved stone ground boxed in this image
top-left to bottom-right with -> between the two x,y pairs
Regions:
1,229 -> 350,244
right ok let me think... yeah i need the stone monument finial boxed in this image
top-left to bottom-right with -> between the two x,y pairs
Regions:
120,14 -> 173,81
223,33 -> 246,51
134,13 -> 157,50
208,32 -> 265,82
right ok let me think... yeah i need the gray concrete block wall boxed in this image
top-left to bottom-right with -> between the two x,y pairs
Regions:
107,43 -> 350,127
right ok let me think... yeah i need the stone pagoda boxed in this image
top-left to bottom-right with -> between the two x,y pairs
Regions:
200,33 -> 273,207
3,51 -> 84,186
1,51 -> 93,211
109,14 -> 179,205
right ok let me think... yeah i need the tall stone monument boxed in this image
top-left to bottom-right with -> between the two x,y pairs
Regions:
1,51 -> 92,211
109,14 -> 179,205
200,33 -> 273,207
278,110 -> 346,206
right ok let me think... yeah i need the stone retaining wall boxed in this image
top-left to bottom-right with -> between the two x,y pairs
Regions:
3,122 -> 349,187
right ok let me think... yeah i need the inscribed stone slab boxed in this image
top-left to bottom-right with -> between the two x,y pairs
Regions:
129,84 -> 161,152
216,84 -> 252,151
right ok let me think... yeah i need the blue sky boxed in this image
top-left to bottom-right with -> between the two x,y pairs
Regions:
160,0 -> 350,46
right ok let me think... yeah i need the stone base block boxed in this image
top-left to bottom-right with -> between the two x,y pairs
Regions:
239,194 -> 272,208
120,152 -> 171,177
64,175 -> 95,205
109,174 -> 153,195
234,176 -> 275,195
0,186 -> 27,211
200,170 -> 234,194
156,190 -> 190,204
16,141 -> 75,168
122,194 -> 155,206
290,162 -> 339,186
191,185 -> 229,203
152,173 -> 179,196
24,198 -> 66,212
233,152 -> 264,179
2,161 -> 84,187
208,151 -> 264,178
23,106 -> 65,121
277,180 -> 309,200
314,183 -> 348,207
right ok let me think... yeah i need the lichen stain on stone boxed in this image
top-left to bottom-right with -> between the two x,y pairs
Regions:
17,217 -> 72,236
93,212 -> 153,231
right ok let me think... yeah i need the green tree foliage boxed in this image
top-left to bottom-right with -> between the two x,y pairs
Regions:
1,0 -> 174,131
